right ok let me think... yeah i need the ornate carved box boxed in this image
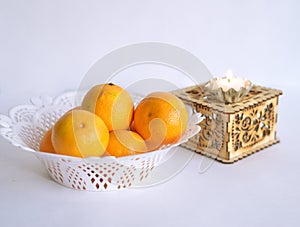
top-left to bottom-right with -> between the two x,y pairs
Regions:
173,85 -> 282,163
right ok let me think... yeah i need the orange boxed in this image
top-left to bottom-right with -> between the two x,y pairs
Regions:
52,110 -> 109,158
106,130 -> 147,157
39,128 -> 56,153
81,83 -> 134,131
129,121 -> 136,132
134,92 -> 188,151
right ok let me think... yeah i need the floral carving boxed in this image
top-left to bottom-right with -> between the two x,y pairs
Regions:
233,103 -> 274,151
199,112 -> 225,151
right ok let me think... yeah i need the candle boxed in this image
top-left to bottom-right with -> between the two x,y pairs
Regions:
213,70 -> 248,92
205,69 -> 253,104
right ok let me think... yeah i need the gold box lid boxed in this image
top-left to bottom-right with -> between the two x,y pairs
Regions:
173,84 -> 282,114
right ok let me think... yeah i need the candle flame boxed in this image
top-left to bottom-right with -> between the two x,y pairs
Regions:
226,69 -> 234,79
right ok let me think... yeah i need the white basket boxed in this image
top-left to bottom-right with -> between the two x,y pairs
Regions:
0,91 -> 202,191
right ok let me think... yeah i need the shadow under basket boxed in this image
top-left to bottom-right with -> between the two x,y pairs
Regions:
173,84 -> 283,164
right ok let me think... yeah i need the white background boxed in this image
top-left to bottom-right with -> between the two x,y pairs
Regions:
0,1 -> 299,227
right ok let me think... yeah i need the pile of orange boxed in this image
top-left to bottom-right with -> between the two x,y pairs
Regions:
39,83 -> 188,158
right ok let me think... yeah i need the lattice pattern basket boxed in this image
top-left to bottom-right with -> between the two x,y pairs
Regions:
173,84 -> 282,163
0,91 -> 202,191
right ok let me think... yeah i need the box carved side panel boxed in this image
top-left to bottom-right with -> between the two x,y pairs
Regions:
232,101 -> 275,151
196,106 -> 226,152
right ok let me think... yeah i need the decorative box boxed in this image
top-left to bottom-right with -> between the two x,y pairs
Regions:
173,84 -> 282,163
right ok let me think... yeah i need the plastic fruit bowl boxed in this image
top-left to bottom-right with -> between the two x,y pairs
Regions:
0,91 -> 202,191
